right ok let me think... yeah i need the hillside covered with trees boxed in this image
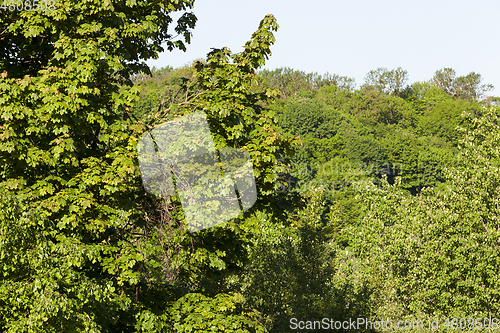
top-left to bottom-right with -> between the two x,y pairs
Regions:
2,0 -> 500,332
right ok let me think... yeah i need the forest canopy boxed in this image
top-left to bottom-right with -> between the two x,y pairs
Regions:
1,1 -> 500,332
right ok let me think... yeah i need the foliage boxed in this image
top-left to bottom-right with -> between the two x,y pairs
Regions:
239,187 -> 373,332
3,1 -> 500,329
317,85 -> 413,125
190,17 -> 299,199
432,68 -> 494,101
347,107 -> 500,324
362,67 -> 409,96
0,1 -> 292,331
131,13 -> 302,331
169,293 -> 266,332
0,0 -> 198,330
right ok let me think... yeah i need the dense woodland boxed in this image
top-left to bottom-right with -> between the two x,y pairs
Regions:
2,1 -> 500,332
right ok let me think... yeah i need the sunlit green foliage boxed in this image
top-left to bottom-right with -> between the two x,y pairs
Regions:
3,1 -> 500,330
346,107 -> 500,326
0,2 -> 295,331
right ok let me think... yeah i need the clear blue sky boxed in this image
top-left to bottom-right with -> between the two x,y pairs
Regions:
147,0 -> 500,96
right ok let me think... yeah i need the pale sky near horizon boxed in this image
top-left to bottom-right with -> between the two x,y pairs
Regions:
147,0 -> 500,96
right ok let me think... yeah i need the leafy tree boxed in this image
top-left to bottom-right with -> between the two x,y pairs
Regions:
258,67 -> 355,99
240,186 -> 372,332
131,66 -> 176,121
317,85 -> 412,126
274,97 -> 331,138
180,16 -> 298,201
258,67 -> 310,98
416,99 -> 479,143
0,0 -> 290,331
169,293 -> 266,332
432,67 -> 494,100
312,72 -> 356,91
132,14 -> 300,300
